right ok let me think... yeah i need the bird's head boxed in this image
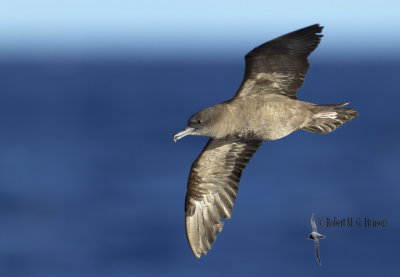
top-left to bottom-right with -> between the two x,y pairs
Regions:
173,107 -> 219,142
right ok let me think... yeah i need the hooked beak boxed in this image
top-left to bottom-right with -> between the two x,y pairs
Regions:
173,127 -> 195,142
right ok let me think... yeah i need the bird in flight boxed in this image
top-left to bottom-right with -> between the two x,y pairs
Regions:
174,24 -> 358,258
309,213 -> 326,265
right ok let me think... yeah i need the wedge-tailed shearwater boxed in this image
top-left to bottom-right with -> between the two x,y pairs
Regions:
174,24 -> 358,258
309,213 -> 326,265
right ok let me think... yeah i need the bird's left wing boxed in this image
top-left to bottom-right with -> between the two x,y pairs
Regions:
233,24 -> 323,100
185,138 -> 262,258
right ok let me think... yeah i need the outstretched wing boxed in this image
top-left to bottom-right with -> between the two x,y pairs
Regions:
233,24 -> 323,100
314,239 -> 321,265
311,213 -> 317,232
185,139 -> 262,258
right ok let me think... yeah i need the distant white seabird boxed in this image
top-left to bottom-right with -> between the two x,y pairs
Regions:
309,213 -> 326,265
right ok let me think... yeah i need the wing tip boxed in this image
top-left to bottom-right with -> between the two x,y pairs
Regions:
245,23 -> 324,60
193,250 -> 202,259
301,23 -> 323,35
188,242 -> 206,259
295,23 -> 324,40
185,213 -> 211,259
310,23 -> 324,32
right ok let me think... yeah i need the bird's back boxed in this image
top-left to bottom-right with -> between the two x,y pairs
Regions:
216,95 -> 314,141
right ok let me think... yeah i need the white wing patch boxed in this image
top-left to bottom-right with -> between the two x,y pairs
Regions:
312,111 -> 338,119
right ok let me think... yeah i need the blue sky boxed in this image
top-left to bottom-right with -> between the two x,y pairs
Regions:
1,0 -> 399,59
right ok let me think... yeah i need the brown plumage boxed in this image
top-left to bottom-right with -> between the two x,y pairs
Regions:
174,24 -> 358,258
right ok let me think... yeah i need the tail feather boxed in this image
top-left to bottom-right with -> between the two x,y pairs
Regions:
302,103 -> 358,134
317,102 -> 349,108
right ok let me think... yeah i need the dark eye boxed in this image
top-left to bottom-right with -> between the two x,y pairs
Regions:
198,120 -> 203,124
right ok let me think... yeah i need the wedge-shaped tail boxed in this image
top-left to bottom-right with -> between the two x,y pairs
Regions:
302,102 -> 358,134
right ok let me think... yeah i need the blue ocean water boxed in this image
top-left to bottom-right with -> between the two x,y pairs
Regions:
0,60 -> 399,276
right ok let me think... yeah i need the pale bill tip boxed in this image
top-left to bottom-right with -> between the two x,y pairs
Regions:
173,127 -> 195,142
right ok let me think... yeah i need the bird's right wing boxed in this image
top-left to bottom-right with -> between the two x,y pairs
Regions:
314,239 -> 321,265
185,138 -> 262,258
233,24 -> 323,100
311,213 -> 317,232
